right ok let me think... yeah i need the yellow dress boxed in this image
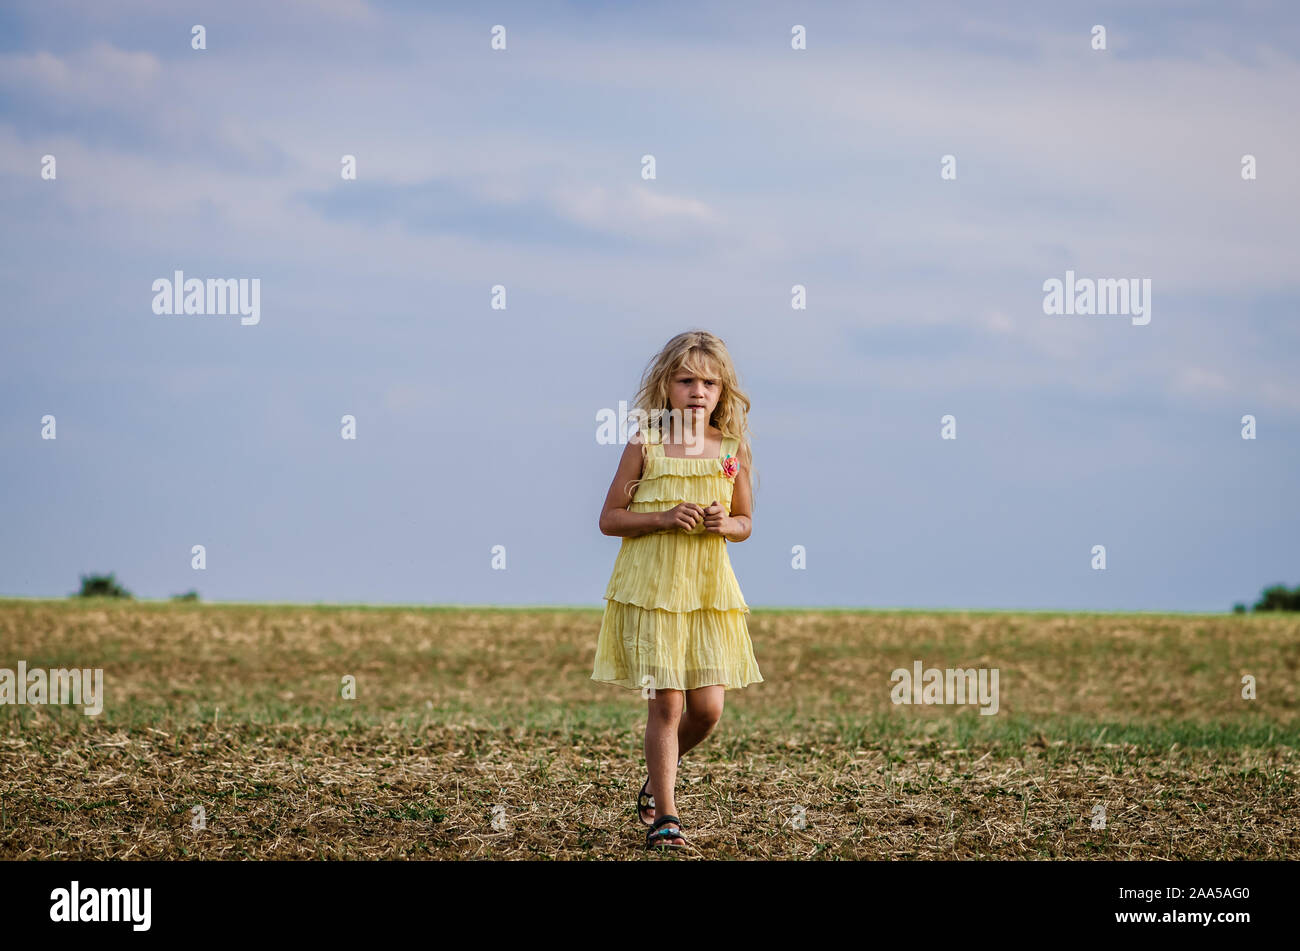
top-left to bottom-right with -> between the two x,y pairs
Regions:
591,426 -> 764,692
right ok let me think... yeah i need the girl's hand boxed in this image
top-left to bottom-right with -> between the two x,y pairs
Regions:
702,501 -> 732,535
660,502 -> 705,532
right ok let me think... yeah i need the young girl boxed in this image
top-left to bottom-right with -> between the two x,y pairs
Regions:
592,330 -> 763,851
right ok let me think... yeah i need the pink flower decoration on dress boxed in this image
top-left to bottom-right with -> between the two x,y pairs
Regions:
720,453 -> 738,480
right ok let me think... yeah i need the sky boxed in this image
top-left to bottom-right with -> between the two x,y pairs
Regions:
1,0 -> 1297,612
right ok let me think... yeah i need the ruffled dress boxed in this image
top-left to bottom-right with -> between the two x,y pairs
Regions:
591,426 -> 764,692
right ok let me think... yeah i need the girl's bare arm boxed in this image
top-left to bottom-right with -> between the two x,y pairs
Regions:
599,436 -> 665,537
724,441 -> 753,542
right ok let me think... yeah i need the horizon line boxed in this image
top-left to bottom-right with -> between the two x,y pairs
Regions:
0,595 -> 1248,617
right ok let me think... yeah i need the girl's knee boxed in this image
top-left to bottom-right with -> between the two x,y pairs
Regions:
694,704 -> 723,729
689,691 -> 725,728
686,696 -> 728,727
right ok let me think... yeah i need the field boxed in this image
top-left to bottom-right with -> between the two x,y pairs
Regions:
1,599 -> 1296,860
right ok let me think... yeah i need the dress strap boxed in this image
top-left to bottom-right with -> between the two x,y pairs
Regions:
721,433 -> 739,459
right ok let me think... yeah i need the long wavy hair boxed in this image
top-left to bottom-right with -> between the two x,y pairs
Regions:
622,330 -> 758,503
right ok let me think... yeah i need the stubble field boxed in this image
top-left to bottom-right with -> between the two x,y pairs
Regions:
1,599 -> 1296,860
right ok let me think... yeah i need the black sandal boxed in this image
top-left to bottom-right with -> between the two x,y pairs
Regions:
636,756 -> 683,826
645,814 -> 686,850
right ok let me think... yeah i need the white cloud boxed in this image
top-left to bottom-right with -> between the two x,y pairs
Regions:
549,181 -> 722,234
0,41 -> 161,103
285,0 -> 376,21
983,310 -> 1014,334
1173,365 -> 1230,393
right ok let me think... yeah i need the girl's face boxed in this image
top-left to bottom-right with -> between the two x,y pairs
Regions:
667,363 -> 722,426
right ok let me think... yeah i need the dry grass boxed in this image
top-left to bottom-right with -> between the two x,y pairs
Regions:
1,600 -> 1296,859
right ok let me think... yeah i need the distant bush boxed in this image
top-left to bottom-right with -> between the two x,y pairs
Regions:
74,573 -> 133,599
171,590 -> 200,602
1249,583 -> 1300,612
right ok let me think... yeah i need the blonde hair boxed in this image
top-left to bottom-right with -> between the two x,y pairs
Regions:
622,330 -> 758,502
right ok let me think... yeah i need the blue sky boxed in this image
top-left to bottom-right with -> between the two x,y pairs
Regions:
1,0 -> 1297,611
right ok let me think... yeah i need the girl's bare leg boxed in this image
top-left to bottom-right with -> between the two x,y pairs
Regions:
645,689 -> 684,826
644,685 -> 726,822
679,685 -> 724,756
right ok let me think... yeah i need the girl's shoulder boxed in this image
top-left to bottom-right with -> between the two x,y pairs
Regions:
722,431 -> 750,470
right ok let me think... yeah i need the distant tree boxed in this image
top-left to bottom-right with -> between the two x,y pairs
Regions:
1251,583 -> 1300,612
74,573 -> 133,598
171,590 -> 200,601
